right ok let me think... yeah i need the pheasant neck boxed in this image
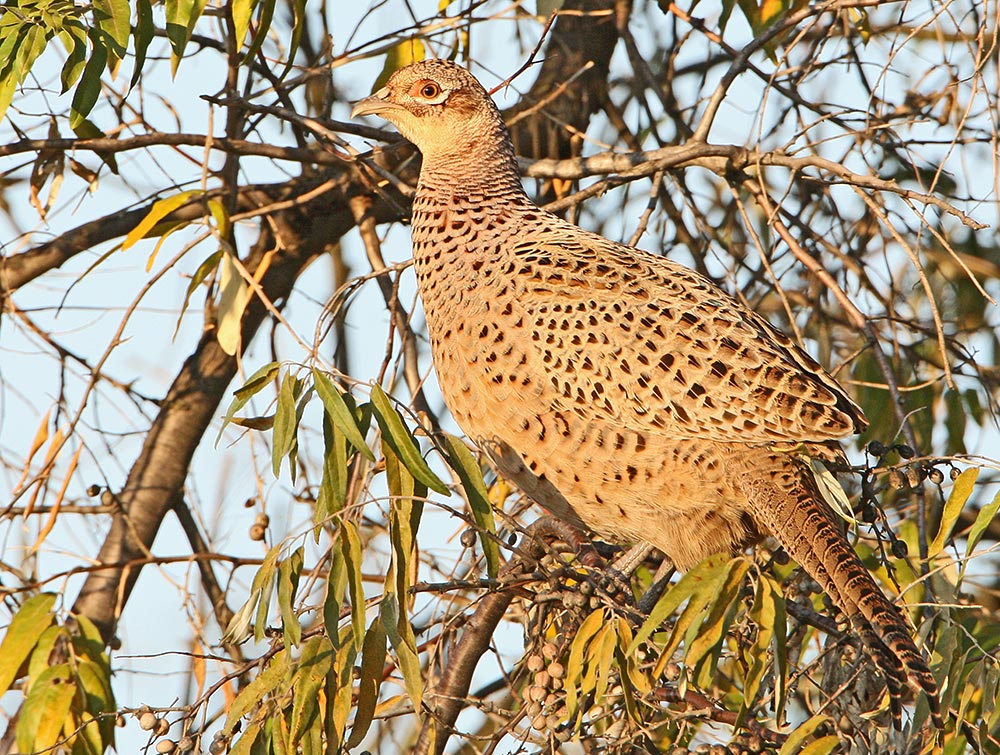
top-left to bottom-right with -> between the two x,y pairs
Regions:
416,127 -> 530,208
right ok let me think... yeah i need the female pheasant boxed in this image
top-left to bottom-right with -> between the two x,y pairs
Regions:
352,59 -> 939,723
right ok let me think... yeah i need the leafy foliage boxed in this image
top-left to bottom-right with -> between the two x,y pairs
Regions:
2,0 -> 999,754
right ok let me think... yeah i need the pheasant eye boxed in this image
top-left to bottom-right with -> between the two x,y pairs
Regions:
418,82 -> 441,99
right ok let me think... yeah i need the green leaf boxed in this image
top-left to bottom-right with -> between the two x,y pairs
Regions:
341,521 -> 366,650
930,467 -> 978,556
777,714 -> 832,755
251,546 -> 281,643
228,718 -> 263,755
69,31 -> 107,128
687,558 -> 748,687
130,0 -> 153,90
272,372 -> 300,479
628,555 -> 727,655
442,434 -> 499,578
241,0 -> 275,63
225,649 -> 290,732
0,593 -> 57,696
17,663 -> 74,754
346,619 -> 387,748
370,384 -> 448,494
175,249 -> 222,339
312,369 -> 374,461
165,0 -> 208,75
380,596 -> 423,712
92,0 -> 129,72
218,361 -> 280,442
966,488 -> 1000,559
58,23 -> 88,91
315,413 -> 348,533
291,636 -> 332,743
323,541 -> 347,646
277,547 -> 304,648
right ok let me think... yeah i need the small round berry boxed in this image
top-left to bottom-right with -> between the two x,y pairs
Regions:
139,712 -> 158,731
460,528 -> 477,548
155,740 -> 176,754
249,523 -> 266,541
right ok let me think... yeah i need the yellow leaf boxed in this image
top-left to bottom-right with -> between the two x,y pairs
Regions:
929,467 -> 978,557
14,407 -> 51,493
759,0 -> 788,27
122,190 -> 200,250
373,38 -> 426,92
216,251 -> 252,356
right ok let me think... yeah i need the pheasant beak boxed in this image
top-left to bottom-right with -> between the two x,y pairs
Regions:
351,87 -> 402,119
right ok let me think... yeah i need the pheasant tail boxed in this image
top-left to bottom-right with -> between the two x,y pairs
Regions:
742,456 -> 941,725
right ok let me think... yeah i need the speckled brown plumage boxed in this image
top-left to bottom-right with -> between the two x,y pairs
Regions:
353,60 -> 940,722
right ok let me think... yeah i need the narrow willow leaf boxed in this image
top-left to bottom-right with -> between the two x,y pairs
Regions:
122,191 -> 199,250
216,251 -> 251,356
92,0 -> 130,70
380,597 -> 423,712
228,718 -> 263,755
165,0 -> 207,74
28,626 -> 64,682
323,540 -> 347,646
20,664 -> 75,754
687,559 -> 749,687
241,0 -> 275,63
251,546 -> 281,643
341,521 -> 366,649
346,619 -> 387,748
277,547 -> 304,648
315,414 -> 347,537
312,369 -> 373,460
272,372 -> 299,479
966,489 -> 1000,559
777,714 -> 832,755
370,384 -> 447,494
175,250 -> 222,339
291,636 -> 332,743
130,0 -> 153,90
327,636 -> 357,750
69,32 -> 108,128
0,593 -> 57,696
373,38 -> 426,91
564,609 -> 606,718
225,650 -> 290,732
231,0 -> 255,50
76,658 -> 116,745
930,467 -> 978,556
58,24 -> 88,91
629,554 -> 725,654
797,736 -> 841,755
443,434 -> 499,578
217,362 -> 280,444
